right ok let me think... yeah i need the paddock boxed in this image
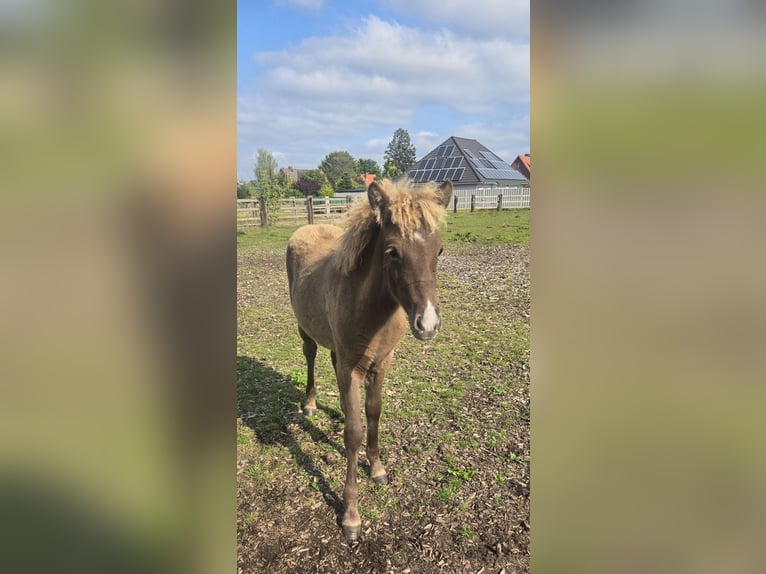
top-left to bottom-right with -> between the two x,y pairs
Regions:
236,211 -> 530,573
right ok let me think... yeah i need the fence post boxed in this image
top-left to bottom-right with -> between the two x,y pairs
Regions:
497,194 -> 502,211
453,195 -> 458,213
470,194 -> 476,212
258,195 -> 268,227
307,195 -> 314,224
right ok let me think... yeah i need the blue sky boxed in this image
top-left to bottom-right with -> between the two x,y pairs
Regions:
238,0 -> 529,180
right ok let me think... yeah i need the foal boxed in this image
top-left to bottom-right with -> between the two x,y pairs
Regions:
286,178 -> 452,541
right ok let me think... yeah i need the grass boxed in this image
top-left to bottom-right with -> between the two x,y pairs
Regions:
237,207 -> 529,249
237,207 -> 530,570
237,226 -> 295,250
443,209 -> 529,245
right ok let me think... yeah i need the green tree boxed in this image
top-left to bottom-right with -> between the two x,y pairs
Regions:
319,151 -> 358,190
237,180 -> 252,199
358,158 -> 382,177
383,128 -> 416,177
253,148 -> 288,225
303,170 -> 334,197
335,173 -> 355,191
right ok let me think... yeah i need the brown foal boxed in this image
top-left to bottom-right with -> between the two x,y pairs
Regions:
286,178 -> 452,541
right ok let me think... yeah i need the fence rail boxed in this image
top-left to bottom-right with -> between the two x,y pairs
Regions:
237,188 -> 529,227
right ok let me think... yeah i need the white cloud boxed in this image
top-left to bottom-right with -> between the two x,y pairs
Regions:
249,15 -> 527,114
380,0 -> 529,40
238,15 -> 529,174
454,115 -> 530,158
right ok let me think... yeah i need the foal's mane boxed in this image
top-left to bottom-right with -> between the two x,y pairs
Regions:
334,179 -> 447,274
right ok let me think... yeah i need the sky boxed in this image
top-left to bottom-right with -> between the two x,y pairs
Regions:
237,0 -> 529,181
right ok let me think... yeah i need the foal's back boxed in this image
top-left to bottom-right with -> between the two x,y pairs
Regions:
286,223 -> 343,349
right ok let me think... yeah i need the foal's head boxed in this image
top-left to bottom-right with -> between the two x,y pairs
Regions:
368,179 -> 452,341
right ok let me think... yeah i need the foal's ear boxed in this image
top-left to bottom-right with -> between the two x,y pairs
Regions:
436,180 -> 453,208
367,181 -> 388,212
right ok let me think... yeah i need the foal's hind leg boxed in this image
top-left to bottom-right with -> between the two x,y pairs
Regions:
299,328 -> 318,416
365,352 -> 393,485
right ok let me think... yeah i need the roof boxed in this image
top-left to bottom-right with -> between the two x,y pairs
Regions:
512,154 -> 531,179
360,173 -> 377,187
408,137 -> 529,186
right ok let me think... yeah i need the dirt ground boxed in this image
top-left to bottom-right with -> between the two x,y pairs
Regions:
237,243 -> 529,573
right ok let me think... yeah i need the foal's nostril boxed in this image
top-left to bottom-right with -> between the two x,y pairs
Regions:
414,315 -> 425,333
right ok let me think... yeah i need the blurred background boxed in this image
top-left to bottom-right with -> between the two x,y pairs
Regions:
532,0 -> 766,572
2,0 -> 766,572
0,1 -> 235,572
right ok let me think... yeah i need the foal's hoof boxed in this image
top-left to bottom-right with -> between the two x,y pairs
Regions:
372,473 -> 389,486
302,406 -> 316,416
342,524 -> 361,542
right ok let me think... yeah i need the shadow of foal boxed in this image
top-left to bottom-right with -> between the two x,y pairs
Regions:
237,356 -> 378,526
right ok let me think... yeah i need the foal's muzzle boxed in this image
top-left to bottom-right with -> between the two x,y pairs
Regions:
410,302 -> 441,341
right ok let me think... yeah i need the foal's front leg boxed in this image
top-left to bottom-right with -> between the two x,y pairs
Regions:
337,362 -> 365,542
365,352 -> 393,485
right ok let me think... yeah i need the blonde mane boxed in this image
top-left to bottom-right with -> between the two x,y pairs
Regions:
334,179 -> 447,274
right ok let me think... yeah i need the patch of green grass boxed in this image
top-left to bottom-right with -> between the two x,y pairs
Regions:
244,511 -> 258,523
237,226 -> 299,250
237,426 -> 254,445
444,209 -> 529,245
458,525 -> 475,539
237,208 -> 529,251
437,461 -> 476,501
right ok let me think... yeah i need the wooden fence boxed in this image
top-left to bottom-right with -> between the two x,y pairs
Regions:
237,196 -> 353,227
237,190 -> 529,227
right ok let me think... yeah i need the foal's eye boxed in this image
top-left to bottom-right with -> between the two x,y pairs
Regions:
385,247 -> 401,261
438,246 -> 444,256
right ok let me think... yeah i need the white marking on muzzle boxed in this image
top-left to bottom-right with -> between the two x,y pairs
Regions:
421,300 -> 439,332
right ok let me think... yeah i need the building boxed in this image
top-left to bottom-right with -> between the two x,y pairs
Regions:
511,154 -> 531,180
279,166 -> 312,184
407,136 -> 530,208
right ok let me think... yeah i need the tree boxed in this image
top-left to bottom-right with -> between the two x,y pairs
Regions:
254,148 -> 278,184
237,180 -> 252,199
303,170 -> 334,197
319,151 -> 358,190
293,177 -> 321,196
253,148 -> 288,225
358,158 -> 382,177
383,128 -> 416,177
335,173 -> 355,191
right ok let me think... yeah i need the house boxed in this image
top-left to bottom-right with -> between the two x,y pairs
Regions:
279,166 -> 312,184
512,154 -> 531,179
360,173 -> 377,187
407,136 -> 530,208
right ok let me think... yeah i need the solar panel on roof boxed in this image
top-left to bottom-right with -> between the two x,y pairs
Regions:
425,158 -> 434,169
476,167 -> 526,180
454,167 -> 464,180
480,151 -> 501,161
444,145 -> 454,156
